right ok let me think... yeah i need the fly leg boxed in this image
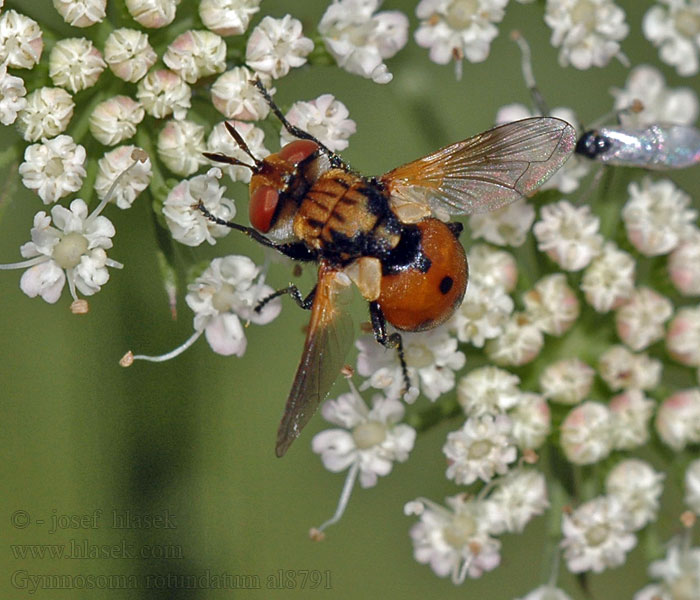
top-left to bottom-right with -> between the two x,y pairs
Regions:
196,202 -> 317,262
369,302 -> 411,394
251,78 -> 353,172
255,285 -> 316,314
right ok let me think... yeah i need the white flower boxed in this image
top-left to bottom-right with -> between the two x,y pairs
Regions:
605,459 -> 664,531
199,0 -> 260,36
643,0 -> 700,76
560,401 -> 613,465
485,314 -> 544,367
89,96 -> 145,146
407,494 -> 502,583
0,9 -> 43,69
655,388 -> 700,450
484,469 -> 549,534
245,15 -> 314,79
94,146 -> 152,209
444,414 -> 517,485
523,273 -> 580,336
356,326 -> 466,402
48,37 -> 106,93
457,366 -> 521,416
615,287 -> 673,351
495,104 -> 590,194
539,358 -> 595,405
163,30 -> 226,84
469,198 -> 535,247
509,392 -> 551,450
126,254 -> 279,364
580,242 -> 636,312
608,390 -> 655,450
104,28 -> 157,83
561,495 -> 637,573
312,390 -> 415,488
280,94 -> 356,152
19,135 -> 86,204
162,168 -> 235,247
319,0 -> 409,84
533,200 -> 603,271
685,459 -> 700,514
185,255 -> 280,356
598,345 -> 662,391
623,178 -> 697,257
517,586 -> 573,600
415,0 -> 508,75
669,229 -> 700,296
16,87 -> 74,142
0,199 -> 120,305
544,0 -> 629,69
610,64 -> 699,126
136,69 -> 191,120
207,120 -> 269,183
211,67 -> 272,121
667,306 -> 700,367
639,539 -> 700,600
468,244 -> 518,292
52,0 -> 106,27
125,0 -> 180,28
0,63 -> 27,125
449,279 -> 513,347
157,119 -> 207,176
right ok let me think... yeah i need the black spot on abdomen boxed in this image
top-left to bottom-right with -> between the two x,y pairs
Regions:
439,276 -> 454,295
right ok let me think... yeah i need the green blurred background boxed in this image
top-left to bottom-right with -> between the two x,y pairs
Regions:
2,1 -> 699,598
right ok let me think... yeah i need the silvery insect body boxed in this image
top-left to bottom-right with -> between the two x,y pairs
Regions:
575,123 -> 700,170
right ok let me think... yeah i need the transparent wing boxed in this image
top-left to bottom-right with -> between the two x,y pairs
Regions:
275,263 -> 354,457
380,117 -> 576,216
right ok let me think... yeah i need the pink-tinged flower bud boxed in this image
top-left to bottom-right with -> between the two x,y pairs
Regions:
580,242 -> 635,313
163,30 -> 226,84
615,287 -> 673,351
157,119 -> 206,176
510,392 -> 551,450
49,38 -> 106,93
623,178 -> 697,256
540,358 -> 595,405
17,87 -> 74,142
523,273 -> 580,336
608,389 -> 655,450
52,0 -> 106,27
655,389 -> 700,450
0,10 -> 43,69
560,401 -> 612,465
0,63 -> 28,126
485,314 -> 544,367
199,0 -> 261,36
668,231 -> 700,296
211,67 -> 272,121
104,28 -> 157,83
666,306 -> 700,367
468,244 -> 518,292
95,145 -> 152,209
533,200 -> 603,271
598,345 -> 662,391
136,69 -> 191,120
125,0 -> 180,28
89,96 -> 145,146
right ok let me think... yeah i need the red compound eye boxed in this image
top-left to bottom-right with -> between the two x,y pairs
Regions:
278,139 -> 318,165
249,184 -> 279,233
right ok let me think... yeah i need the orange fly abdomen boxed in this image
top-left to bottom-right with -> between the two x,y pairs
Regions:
377,218 -> 467,332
